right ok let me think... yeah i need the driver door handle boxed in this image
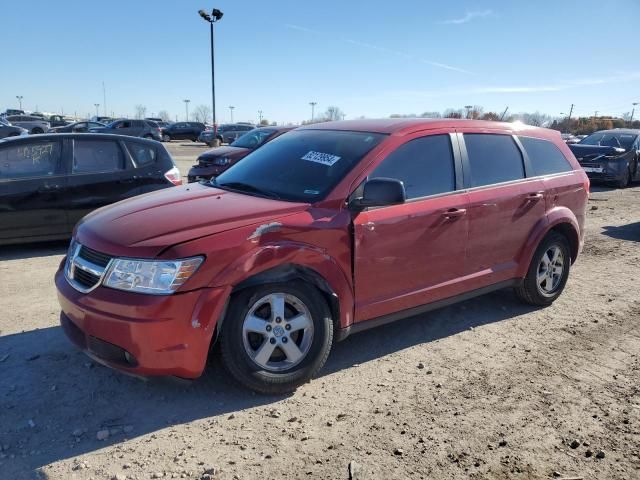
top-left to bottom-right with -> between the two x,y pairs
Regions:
442,208 -> 467,219
526,191 -> 544,201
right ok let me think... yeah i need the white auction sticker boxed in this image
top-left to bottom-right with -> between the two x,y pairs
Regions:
302,150 -> 341,166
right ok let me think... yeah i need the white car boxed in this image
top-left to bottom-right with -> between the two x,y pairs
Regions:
6,115 -> 50,134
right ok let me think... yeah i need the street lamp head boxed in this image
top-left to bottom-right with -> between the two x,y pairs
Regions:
211,8 -> 223,21
198,9 -> 211,21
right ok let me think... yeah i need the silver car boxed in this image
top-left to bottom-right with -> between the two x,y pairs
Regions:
6,115 -> 50,134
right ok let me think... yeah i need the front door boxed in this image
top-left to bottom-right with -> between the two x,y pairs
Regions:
65,137 -> 139,228
0,137 -> 68,243
353,132 -> 469,322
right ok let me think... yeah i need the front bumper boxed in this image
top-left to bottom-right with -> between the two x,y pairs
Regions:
55,268 -> 230,379
187,164 -> 226,183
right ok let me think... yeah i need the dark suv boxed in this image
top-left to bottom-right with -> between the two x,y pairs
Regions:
161,122 -> 206,142
0,133 -> 181,245
90,119 -> 162,141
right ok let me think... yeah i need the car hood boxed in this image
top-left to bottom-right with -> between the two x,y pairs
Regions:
75,183 -> 308,258
198,146 -> 249,161
569,144 -> 627,160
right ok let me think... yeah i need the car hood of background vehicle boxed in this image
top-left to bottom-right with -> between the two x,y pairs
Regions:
198,146 -> 249,161
569,144 -> 627,160
75,184 -> 308,258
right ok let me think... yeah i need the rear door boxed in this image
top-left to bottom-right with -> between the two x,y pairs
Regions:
123,139 -> 173,194
353,131 -> 469,321
65,137 -> 140,228
457,130 -> 547,289
0,137 -> 68,243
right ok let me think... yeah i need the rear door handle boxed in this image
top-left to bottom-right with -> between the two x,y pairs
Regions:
37,184 -> 61,192
526,191 -> 544,201
442,208 -> 467,219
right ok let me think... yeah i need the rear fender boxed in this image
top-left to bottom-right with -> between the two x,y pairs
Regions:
516,206 -> 580,277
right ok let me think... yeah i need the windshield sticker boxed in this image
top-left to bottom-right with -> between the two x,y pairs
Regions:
304,189 -> 320,195
302,150 -> 341,166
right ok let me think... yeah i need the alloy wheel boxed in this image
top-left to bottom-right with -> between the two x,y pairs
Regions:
242,293 -> 314,372
536,245 -> 564,296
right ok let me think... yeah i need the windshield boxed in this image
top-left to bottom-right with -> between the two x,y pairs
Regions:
231,129 -> 276,149
579,132 -> 636,150
213,129 -> 385,202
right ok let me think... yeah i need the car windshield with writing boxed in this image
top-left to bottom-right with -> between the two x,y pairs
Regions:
213,130 -> 385,202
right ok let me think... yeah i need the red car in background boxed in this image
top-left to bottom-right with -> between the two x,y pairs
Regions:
188,126 -> 294,182
56,119 -> 588,394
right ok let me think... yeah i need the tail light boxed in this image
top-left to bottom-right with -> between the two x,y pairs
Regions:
584,174 -> 590,196
164,166 -> 182,186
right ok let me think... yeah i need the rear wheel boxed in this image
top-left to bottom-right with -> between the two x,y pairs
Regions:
515,231 -> 571,306
220,282 -> 333,394
32,127 -> 43,134
143,134 -> 153,139
163,134 -> 171,142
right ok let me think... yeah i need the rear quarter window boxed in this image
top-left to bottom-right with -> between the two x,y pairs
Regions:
127,142 -> 157,167
518,136 -> 573,176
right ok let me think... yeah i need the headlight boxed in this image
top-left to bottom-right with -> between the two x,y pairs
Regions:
213,157 -> 231,166
103,257 -> 203,295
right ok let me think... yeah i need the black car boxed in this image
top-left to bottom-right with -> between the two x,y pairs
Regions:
0,117 -> 28,139
50,121 -> 106,133
161,122 -> 206,142
569,129 -> 640,187
0,133 -> 181,245
89,119 -> 162,141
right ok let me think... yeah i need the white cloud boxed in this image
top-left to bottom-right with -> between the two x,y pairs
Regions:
440,10 -> 493,25
285,23 -> 474,75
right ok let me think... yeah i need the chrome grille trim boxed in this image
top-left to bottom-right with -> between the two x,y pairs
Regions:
64,241 -> 113,294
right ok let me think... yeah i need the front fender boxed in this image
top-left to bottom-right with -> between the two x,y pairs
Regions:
516,206 -> 581,277
211,242 -> 355,329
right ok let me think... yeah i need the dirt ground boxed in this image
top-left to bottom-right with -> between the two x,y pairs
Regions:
1,159 -> 639,479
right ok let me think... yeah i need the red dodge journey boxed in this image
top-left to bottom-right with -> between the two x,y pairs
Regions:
56,119 -> 589,393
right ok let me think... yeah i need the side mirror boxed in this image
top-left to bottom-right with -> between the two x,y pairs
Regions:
350,178 -> 406,209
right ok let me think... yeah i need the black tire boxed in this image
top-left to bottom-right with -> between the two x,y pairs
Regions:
220,282 -> 334,394
163,134 -> 171,142
32,127 -> 43,134
8,132 -> 19,137
616,167 -> 631,188
515,231 -> 571,306
143,134 -> 153,139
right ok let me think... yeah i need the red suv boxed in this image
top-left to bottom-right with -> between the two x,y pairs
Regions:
56,119 -> 589,393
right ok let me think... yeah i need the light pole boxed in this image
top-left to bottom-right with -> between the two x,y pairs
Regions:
309,102 -> 317,121
630,103 -> 639,123
229,106 -> 234,123
465,105 -> 473,119
198,8 -> 224,134
258,110 -> 263,124
183,99 -> 190,121
16,96 -> 23,110
94,103 -> 100,117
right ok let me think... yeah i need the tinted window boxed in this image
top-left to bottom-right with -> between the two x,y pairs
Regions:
231,129 -> 276,149
519,136 -> 573,176
73,139 -> 124,173
371,135 -> 455,199
464,134 -> 524,187
215,130 -> 385,202
0,140 -> 61,179
128,142 -> 157,167
579,132 -> 637,149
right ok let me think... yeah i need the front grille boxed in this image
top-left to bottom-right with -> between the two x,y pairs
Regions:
73,267 -> 101,289
79,246 -> 111,267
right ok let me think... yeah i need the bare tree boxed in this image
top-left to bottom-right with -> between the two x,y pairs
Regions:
157,110 -> 171,122
324,106 -> 344,121
192,105 -> 211,124
134,104 -> 147,119
420,111 -> 442,118
259,119 -> 269,126
517,111 -> 552,127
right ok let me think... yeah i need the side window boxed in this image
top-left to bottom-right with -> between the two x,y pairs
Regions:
518,136 -> 573,176
73,139 -> 124,174
370,135 -> 456,200
127,142 -> 157,167
464,134 -> 524,187
0,141 -> 62,179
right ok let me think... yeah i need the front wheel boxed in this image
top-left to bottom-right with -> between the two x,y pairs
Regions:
616,167 -> 631,188
220,282 -> 334,394
515,231 -> 571,306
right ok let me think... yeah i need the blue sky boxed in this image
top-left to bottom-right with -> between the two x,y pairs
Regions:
3,0 -> 640,124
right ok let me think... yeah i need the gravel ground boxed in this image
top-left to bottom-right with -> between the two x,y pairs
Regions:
0,180 -> 639,480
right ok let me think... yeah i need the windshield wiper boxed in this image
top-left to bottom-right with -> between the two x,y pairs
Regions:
211,180 -> 282,200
